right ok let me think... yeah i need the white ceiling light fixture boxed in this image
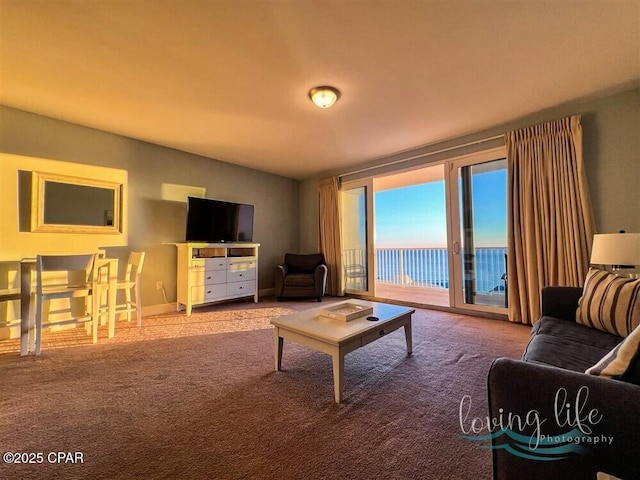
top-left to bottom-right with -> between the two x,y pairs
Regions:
309,86 -> 341,108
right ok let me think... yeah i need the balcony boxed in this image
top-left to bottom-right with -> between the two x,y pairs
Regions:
343,247 -> 507,308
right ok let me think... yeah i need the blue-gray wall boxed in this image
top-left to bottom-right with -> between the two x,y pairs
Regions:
0,106 -> 300,307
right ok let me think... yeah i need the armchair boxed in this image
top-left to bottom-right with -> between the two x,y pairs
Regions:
275,253 -> 327,302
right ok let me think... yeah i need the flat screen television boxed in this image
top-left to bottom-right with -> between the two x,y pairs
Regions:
185,197 -> 254,243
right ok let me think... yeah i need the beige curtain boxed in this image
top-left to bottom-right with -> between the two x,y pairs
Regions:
318,177 -> 344,296
506,115 -> 595,324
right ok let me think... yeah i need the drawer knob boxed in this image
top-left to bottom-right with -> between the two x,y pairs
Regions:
379,330 -> 386,337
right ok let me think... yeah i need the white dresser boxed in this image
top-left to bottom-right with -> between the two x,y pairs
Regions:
176,242 -> 259,315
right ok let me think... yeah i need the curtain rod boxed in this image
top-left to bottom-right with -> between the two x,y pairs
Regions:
338,134 -> 504,179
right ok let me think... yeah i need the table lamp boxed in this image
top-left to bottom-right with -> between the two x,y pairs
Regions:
590,232 -> 640,278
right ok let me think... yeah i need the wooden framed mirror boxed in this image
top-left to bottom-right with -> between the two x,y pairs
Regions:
31,171 -> 122,234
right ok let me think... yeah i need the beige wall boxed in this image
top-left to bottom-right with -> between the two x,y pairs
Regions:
0,106 -> 300,313
300,86 -> 640,252
0,153 -> 129,256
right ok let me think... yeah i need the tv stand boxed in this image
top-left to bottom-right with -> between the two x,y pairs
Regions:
175,242 -> 260,315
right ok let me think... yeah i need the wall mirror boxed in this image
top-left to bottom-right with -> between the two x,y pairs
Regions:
31,171 -> 122,234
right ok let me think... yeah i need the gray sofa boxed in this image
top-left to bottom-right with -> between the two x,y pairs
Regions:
488,286 -> 640,480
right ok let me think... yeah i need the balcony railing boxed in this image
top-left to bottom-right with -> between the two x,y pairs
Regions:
343,247 -> 507,295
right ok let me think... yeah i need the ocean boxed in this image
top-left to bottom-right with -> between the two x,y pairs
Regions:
375,247 -> 507,293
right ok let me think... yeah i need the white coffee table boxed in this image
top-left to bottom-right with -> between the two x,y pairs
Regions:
271,300 -> 414,403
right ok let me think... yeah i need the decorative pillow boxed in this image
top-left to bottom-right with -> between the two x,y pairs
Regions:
597,472 -> 623,480
586,323 -> 640,381
576,267 -> 640,337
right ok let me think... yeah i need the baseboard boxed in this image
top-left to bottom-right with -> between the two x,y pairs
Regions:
141,303 -> 178,317
259,287 -> 275,298
141,289 -> 275,318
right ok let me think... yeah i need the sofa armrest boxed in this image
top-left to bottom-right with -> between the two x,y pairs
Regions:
541,286 -> 583,321
488,358 -> 640,479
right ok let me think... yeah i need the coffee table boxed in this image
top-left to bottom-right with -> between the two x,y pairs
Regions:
271,300 -> 414,403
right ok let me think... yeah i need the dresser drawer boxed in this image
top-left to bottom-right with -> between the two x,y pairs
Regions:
227,268 -> 256,283
191,284 -> 226,303
189,269 -> 226,286
228,259 -> 256,271
226,280 -> 255,297
191,258 -> 227,271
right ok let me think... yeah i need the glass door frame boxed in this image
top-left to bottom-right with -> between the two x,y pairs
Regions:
340,178 -> 375,296
445,146 -> 508,315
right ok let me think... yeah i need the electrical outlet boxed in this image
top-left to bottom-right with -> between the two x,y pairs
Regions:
156,281 -> 163,290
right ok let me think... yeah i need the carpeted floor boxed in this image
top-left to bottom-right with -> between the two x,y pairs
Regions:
0,298 -> 530,479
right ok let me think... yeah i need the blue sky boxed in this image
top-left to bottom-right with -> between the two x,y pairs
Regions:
374,169 -> 507,248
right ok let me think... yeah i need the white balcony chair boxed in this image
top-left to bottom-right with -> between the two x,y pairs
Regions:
344,264 -> 366,290
98,251 -> 145,327
34,254 -> 99,356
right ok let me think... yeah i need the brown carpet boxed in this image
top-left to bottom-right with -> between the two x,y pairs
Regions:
0,298 -> 530,479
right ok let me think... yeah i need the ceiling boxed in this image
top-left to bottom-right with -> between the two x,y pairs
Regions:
1,1 -> 639,180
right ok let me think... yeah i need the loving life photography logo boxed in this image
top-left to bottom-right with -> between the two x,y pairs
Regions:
458,386 -> 614,461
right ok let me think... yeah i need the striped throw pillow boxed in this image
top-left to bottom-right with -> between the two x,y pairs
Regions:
576,268 -> 640,337
586,323 -> 640,380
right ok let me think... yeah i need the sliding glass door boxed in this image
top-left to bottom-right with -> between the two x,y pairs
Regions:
339,147 -> 507,314
341,180 -> 374,295
373,165 -> 449,306
448,149 -> 508,312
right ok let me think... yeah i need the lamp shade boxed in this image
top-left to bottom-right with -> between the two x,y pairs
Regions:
590,233 -> 640,266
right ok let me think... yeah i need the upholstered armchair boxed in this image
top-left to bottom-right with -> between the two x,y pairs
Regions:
275,253 -> 328,302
